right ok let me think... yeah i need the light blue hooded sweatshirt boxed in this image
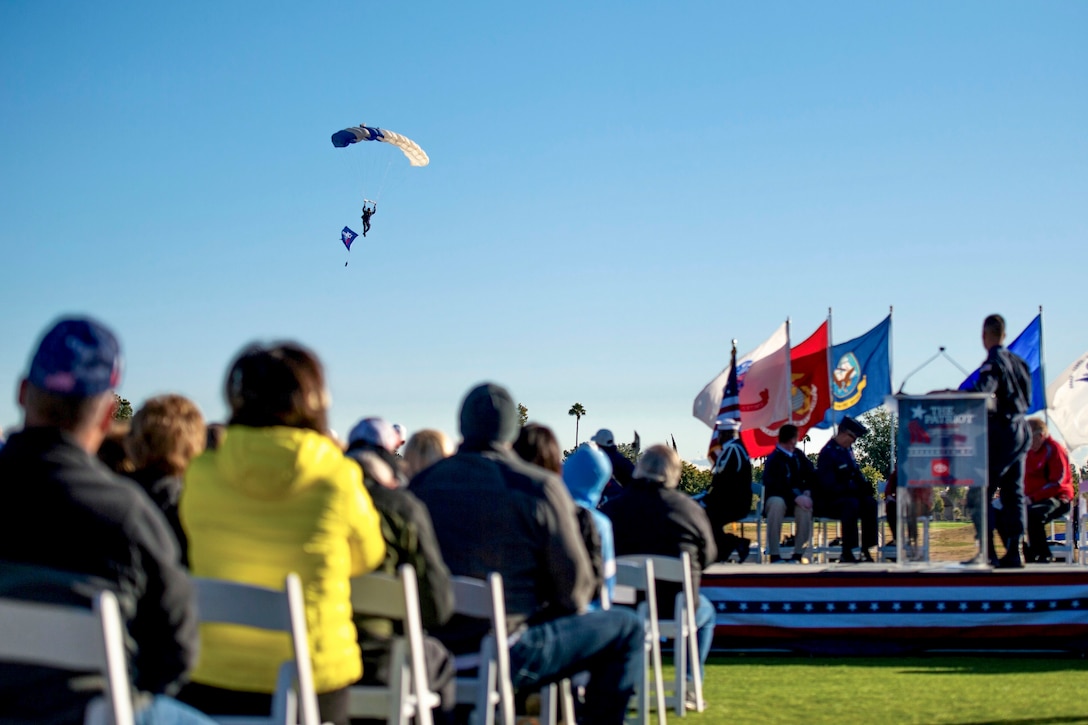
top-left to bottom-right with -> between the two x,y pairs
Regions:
562,443 -> 616,608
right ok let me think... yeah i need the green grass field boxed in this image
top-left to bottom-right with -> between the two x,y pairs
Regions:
664,654 -> 1088,724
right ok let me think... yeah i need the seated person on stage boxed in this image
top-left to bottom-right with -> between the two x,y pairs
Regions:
410,383 -> 642,725
815,416 -> 878,563
602,444 -> 717,709
762,424 -> 814,563
1023,417 -> 1074,563
702,419 -> 753,563
882,467 -> 932,561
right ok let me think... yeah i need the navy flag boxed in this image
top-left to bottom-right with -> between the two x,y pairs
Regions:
818,315 -> 892,428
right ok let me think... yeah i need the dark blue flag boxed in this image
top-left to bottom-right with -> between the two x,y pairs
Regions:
341,227 -> 359,251
817,315 -> 892,428
959,314 -> 1044,414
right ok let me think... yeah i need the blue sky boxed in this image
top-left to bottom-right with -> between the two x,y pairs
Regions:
1,2 -> 1085,462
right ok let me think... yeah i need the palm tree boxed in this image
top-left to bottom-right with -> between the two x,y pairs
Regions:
568,403 -> 587,446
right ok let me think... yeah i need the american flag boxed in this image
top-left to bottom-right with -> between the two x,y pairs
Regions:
707,343 -> 741,464
703,568 -> 1088,652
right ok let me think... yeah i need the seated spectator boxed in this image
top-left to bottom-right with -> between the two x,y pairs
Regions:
601,444 -> 717,710
347,416 -> 409,485
125,394 -> 206,567
346,444 -> 456,724
411,383 -> 642,725
179,342 -> 386,725
590,428 -> 635,503
0,316 -> 209,724
1024,417 -> 1074,563
702,419 -> 753,562
97,419 -> 134,475
204,422 -> 226,451
815,416 -> 878,563
513,421 -> 563,474
762,424 -> 814,563
515,424 -> 608,609
562,442 -> 616,609
402,428 -> 454,479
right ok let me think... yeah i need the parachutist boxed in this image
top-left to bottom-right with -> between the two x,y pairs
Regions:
361,201 -> 377,237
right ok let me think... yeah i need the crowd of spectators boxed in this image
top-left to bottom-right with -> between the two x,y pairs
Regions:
2,314 -> 1080,724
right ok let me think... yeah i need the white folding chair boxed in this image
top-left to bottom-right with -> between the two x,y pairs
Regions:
1047,510 -> 1076,563
451,573 -> 515,725
348,564 -> 440,725
192,573 -> 320,725
451,574 -> 572,725
0,589 -> 135,725
618,553 -> 704,716
613,558 -> 666,725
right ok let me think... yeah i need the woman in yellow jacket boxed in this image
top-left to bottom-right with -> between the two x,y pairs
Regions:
179,342 -> 385,725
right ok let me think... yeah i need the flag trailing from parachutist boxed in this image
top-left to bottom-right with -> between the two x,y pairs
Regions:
341,227 -> 359,266
341,227 -> 359,251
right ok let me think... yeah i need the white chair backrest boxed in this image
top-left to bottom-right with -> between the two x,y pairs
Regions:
348,564 -> 437,725
450,573 -> 515,725
0,589 -> 135,725
193,574 -> 320,725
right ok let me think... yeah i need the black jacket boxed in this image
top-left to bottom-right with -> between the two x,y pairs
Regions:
410,445 -> 593,653
762,446 -> 816,516
703,439 -> 753,526
126,466 -> 188,567
973,344 -> 1032,472
601,478 -> 717,617
0,427 -> 199,722
345,450 -> 454,632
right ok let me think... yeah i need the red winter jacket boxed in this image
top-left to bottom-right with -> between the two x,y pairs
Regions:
1024,436 -> 1073,504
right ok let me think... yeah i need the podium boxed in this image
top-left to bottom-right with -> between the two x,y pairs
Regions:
891,392 -> 990,567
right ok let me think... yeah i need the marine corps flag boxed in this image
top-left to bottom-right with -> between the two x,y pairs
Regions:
741,321 -> 830,457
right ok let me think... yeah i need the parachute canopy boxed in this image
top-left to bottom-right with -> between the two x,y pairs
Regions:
331,124 -> 429,167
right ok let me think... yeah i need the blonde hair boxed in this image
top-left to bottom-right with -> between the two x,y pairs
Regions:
126,394 -> 206,476
403,429 -> 454,478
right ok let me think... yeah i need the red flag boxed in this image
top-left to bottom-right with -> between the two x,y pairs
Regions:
741,321 -> 830,457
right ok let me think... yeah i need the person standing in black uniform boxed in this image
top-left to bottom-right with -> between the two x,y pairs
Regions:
702,419 -> 753,563
815,416 -> 878,563
969,314 -> 1032,568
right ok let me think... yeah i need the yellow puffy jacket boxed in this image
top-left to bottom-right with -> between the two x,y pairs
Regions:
180,425 -> 385,694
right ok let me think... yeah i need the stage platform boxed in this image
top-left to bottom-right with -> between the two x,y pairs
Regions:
701,561 -> 1088,654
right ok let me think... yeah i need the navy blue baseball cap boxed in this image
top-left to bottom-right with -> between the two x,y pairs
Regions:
26,317 -> 122,397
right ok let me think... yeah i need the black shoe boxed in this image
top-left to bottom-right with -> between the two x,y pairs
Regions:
791,553 -> 809,564
996,553 -> 1025,569
839,550 -> 859,564
861,549 -> 876,563
736,538 -> 752,564
769,554 -> 782,563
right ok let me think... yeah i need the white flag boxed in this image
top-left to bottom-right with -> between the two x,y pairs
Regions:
693,322 -> 790,430
1047,351 -> 1088,451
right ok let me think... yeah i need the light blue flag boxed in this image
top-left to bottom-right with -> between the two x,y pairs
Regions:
817,315 -> 892,428
958,314 -> 1044,414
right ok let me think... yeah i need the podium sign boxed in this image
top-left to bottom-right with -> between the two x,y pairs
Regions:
895,393 -> 990,564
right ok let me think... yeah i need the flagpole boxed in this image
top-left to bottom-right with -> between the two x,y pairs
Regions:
827,308 -> 835,432
1039,305 -> 1049,427
786,317 -> 794,425
888,306 -> 896,473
